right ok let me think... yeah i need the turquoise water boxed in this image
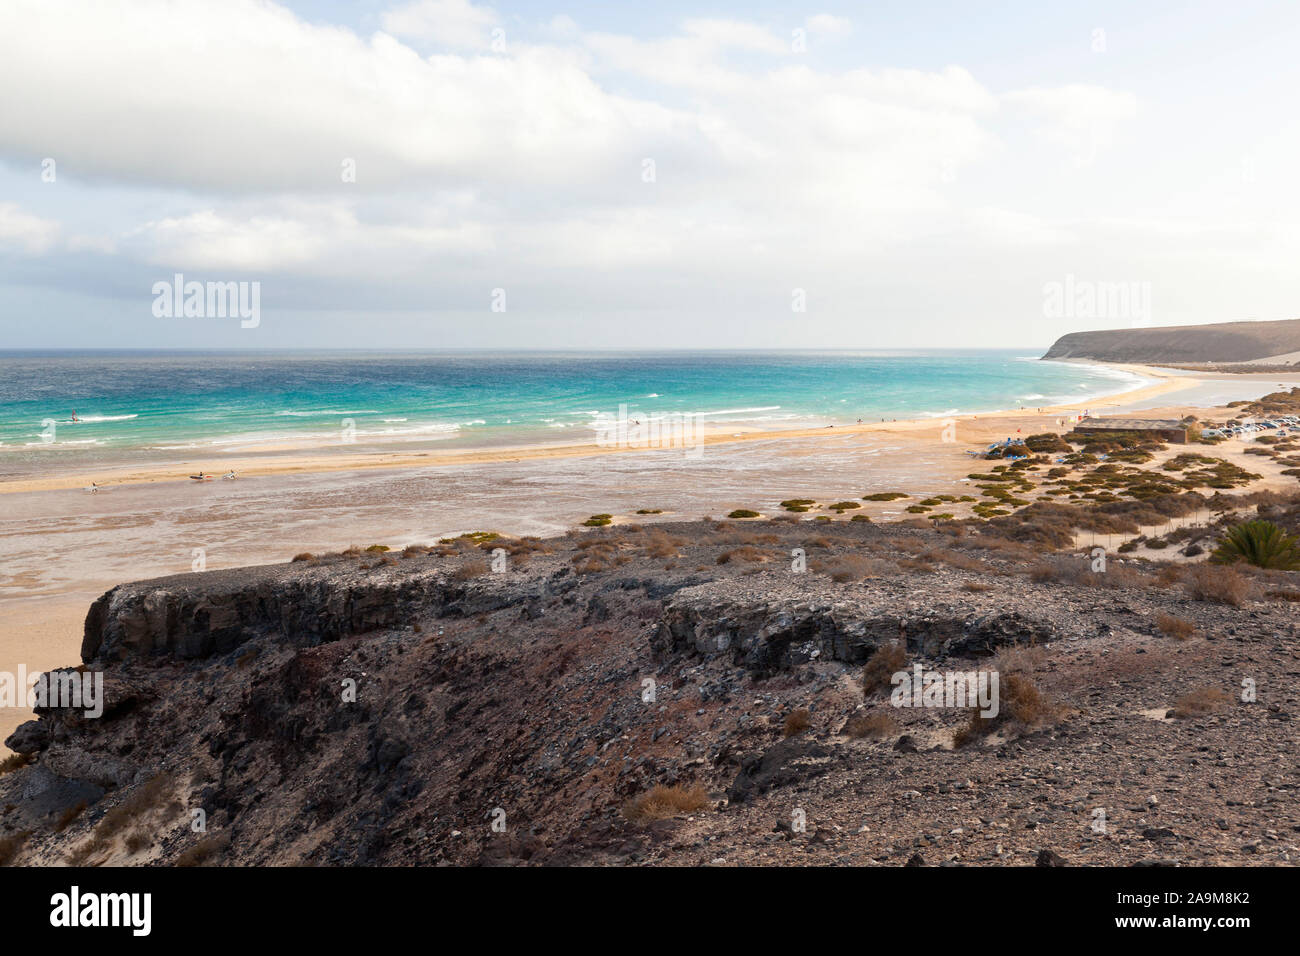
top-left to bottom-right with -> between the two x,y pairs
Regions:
0,350 -> 1147,470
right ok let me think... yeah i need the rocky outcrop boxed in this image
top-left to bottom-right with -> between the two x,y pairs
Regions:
654,578 -> 1058,674
80,558 -> 554,664
1042,317 -> 1300,364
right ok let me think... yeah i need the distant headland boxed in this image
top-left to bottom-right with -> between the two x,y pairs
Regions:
1044,317 -> 1300,366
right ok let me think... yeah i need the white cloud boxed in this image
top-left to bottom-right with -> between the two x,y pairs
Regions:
123,202 -> 494,275
0,0 -> 683,194
806,14 -> 852,38
1004,84 -> 1138,165
2,0 -> 1219,346
0,202 -> 59,253
380,0 -> 499,50
679,19 -> 789,54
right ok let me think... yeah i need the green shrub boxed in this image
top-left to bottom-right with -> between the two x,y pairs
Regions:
1212,520 -> 1300,570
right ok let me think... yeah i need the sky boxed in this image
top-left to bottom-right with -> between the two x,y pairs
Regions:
1,0 -> 1298,350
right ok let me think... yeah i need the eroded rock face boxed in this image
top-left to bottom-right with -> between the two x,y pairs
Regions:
80,559 -> 550,664
654,580 -> 1057,674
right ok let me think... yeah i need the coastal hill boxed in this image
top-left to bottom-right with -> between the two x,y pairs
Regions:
1043,317 -> 1300,364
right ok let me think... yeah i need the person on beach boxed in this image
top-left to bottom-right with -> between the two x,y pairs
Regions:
70,410 -> 78,422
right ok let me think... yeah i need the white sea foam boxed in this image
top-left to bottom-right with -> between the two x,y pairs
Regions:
275,409 -> 380,417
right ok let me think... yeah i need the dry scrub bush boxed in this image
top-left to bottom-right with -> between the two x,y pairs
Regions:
622,784 -> 710,822
954,647 -> 1059,747
1181,564 -> 1253,606
54,801 -> 87,832
68,773 -> 175,864
886,537 -> 929,554
1155,613 -> 1195,640
818,554 -> 890,582
175,832 -> 232,867
862,642 -> 907,695
507,536 -> 552,557
924,549 -> 988,572
954,671 -> 1060,747
1171,686 -> 1232,718
843,711 -> 898,739
451,559 -> 488,581
0,831 -> 28,867
783,709 -> 812,737
965,536 -> 1037,561
717,546 -> 775,565
643,533 -> 683,559
0,753 -> 32,776
1028,557 -> 1146,589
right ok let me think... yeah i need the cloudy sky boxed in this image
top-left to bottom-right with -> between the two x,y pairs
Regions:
1,0 -> 1298,349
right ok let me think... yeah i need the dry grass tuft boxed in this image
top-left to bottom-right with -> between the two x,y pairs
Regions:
175,832 -> 232,867
0,831 -> 29,867
717,546 -> 775,565
818,553 -> 890,582
1171,686 -> 1232,718
54,801 -> 88,832
622,784 -> 711,822
843,711 -> 898,739
67,772 -> 176,864
862,642 -> 907,695
0,753 -> 32,776
1155,613 -> 1195,640
954,663 -> 1061,747
783,708 -> 812,737
1181,564 -> 1252,606
451,559 -> 489,581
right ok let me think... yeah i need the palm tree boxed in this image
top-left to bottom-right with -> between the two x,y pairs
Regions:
1211,520 -> 1300,570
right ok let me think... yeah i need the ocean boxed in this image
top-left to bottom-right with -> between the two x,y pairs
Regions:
0,349 -> 1148,471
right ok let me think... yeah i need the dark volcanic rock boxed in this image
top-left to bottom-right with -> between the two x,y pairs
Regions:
81,560 -> 548,664
656,580 -> 1057,672
4,719 -> 49,754
727,738 -> 832,804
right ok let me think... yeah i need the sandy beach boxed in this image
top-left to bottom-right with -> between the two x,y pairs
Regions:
0,361 -> 1193,496
3,360 -> 1299,749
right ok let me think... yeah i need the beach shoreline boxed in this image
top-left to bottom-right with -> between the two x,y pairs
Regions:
3,359 -> 1300,751
0,361 -> 1204,496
